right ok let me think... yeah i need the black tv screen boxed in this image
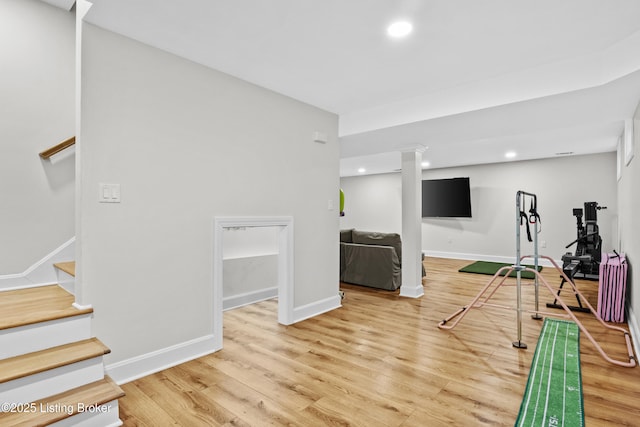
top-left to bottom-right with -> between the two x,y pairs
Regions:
422,177 -> 472,218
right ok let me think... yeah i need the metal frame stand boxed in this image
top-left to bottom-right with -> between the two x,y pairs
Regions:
513,191 -> 543,349
438,190 -> 636,368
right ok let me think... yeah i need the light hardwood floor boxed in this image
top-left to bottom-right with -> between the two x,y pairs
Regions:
119,257 -> 640,426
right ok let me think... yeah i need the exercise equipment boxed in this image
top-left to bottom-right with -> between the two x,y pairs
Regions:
598,251 -> 628,323
547,202 -> 606,312
438,191 -> 636,367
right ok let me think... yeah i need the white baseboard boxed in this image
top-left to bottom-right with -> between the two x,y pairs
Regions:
399,284 -> 424,298
423,250 -> 561,267
292,295 -> 342,324
223,287 -> 278,311
0,237 -> 75,291
106,335 -> 218,385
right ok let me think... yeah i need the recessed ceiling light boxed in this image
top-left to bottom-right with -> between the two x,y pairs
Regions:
505,151 -> 517,159
387,21 -> 413,38
421,161 -> 430,168
357,167 -> 366,173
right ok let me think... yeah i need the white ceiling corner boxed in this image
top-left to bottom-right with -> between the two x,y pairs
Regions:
40,0 -> 75,11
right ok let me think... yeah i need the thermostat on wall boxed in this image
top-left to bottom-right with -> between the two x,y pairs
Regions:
313,131 -> 328,144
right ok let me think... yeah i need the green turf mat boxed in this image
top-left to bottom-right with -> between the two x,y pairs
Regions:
458,260 -> 542,279
515,318 -> 583,427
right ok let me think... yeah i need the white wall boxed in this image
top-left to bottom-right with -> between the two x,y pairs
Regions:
80,24 -> 340,367
223,227 -> 278,258
339,173 -> 403,233
0,0 -> 75,274
617,106 -> 640,347
223,255 -> 278,310
341,152 -> 618,263
222,227 -> 278,310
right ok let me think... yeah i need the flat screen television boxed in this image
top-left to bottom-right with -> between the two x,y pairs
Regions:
422,177 -> 472,218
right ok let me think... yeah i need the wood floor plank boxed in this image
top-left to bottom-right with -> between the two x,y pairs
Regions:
429,379 -> 522,426
304,394 -> 405,427
118,257 -> 640,426
118,381 -> 182,427
130,369 -> 242,426
201,347 -> 320,412
221,335 -> 416,421
197,371 -> 315,426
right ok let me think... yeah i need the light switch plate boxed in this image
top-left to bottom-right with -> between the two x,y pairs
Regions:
99,183 -> 121,203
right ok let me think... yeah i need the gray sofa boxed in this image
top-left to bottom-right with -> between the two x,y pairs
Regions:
340,229 -> 403,290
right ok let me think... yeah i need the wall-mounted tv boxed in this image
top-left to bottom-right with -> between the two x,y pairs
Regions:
422,177 -> 472,218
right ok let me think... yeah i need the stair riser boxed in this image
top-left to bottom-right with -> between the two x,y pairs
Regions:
55,269 -> 75,295
0,314 -> 92,360
0,357 -> 105,411
49,400 -> 122,427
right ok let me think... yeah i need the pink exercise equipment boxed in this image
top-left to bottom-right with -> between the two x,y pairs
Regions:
598,252 -> 628,323
438,190 -> 636,368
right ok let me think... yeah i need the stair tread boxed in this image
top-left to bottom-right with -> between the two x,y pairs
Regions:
0,376 -> 124,426
53,261 -> 75,277
0,285 -> 92,331
0,338 -> 110,384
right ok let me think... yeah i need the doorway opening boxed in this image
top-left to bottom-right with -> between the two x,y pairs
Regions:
213,216 -> 294,350
222,226 -> 278,312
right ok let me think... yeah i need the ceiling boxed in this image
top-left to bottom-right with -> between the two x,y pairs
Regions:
63,1 -> 640,175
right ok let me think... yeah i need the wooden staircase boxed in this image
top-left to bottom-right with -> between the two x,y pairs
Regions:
0,263 -> 124,426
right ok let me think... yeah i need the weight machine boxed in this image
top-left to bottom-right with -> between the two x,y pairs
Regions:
438,191 -> 635,367
547,202 -> 606,312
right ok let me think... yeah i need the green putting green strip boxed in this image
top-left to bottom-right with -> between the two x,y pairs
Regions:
458,261 -> 542,280
515,318 -> 583,427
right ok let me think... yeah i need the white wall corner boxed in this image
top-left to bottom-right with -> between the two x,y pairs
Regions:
292,295 -> 342,324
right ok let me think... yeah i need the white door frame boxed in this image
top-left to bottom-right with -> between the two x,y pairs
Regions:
213,216 -> 294,350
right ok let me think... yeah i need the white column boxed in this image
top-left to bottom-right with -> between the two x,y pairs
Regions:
73,1 -> 93,310
399,147 -> 425,298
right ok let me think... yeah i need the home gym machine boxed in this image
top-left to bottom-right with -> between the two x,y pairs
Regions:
438,191 -> 635,367
547,202 -> 606,312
